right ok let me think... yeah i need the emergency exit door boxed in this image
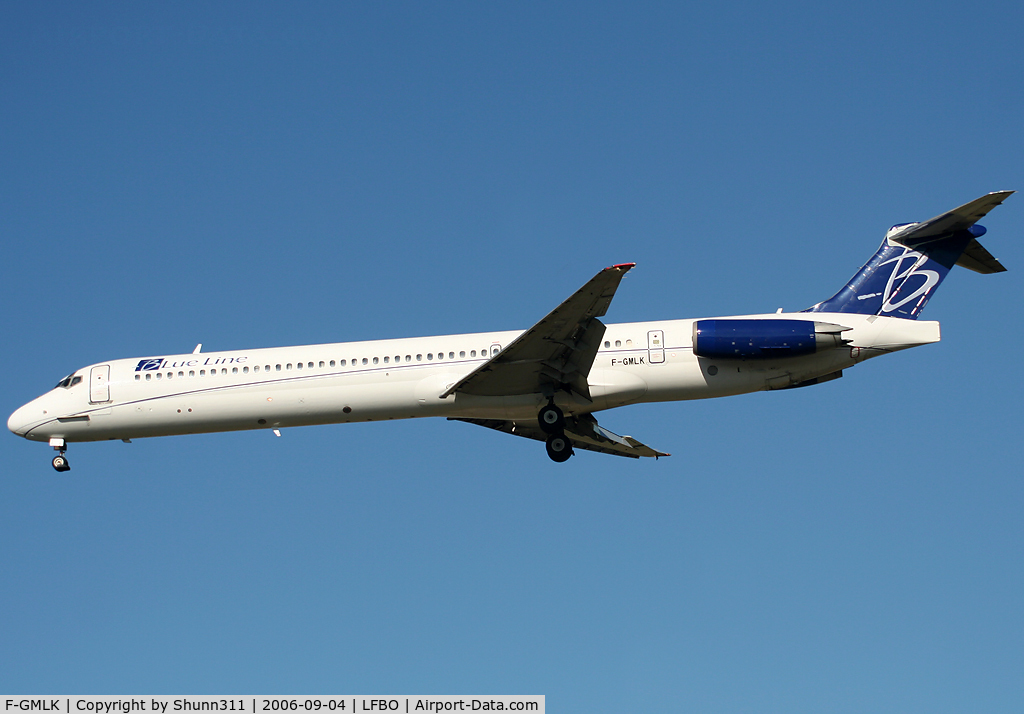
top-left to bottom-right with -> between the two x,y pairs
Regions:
90,365 -> 111,403
648,330 -> 665,364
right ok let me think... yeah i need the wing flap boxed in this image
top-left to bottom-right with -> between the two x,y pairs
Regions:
450,413 -> 669,460
574,415 -> 669,458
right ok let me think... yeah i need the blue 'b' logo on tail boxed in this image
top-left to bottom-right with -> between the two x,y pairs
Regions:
876,249 -> 942,316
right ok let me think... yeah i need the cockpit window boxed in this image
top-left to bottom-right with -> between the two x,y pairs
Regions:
55,374 -> 82,389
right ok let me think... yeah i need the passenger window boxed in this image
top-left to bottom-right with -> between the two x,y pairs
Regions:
362,358 -> 368,365
416,354 -> 422,361
308,362 -> 314,369
297,362 -> 303,370
406,355 -> 412,362
276,365 -> 282,371
189,370 -> 195,377
157,373 -> 163,380
460,351 -> 465,358
340,360 -> 346,366
178,371 -> 184,377
471,350 -> 477,357
373,357 -> 379,364
330,360 -> 335,367
604,341 -> 610,348
383,356 -> 389,363
146,374 -> 152,381
243,366 -> 248,373
287,364 -> 293,370
319,361 -> 325,368
167,373 -> 173,380
615,340 -> 621,347
221,368 -> 227,375
626,339 -> 632,347
232,367 -> 238,374
135,374 -> 140,381
449,352 -> 454,359
254,366 -> 260,373
427,353 -> 433,360
200,370 -> 206,376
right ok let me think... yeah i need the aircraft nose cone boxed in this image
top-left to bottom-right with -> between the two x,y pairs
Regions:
8,399 -> 48,438
8,404 -> 31,436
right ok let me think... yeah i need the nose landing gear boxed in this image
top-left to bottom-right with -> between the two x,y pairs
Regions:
50,438 -> 70,472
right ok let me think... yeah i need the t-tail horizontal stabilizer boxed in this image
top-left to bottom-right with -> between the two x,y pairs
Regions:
806,191 -> 1013,320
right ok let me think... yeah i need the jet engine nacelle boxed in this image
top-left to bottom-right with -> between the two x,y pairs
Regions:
692,319 -> 849,360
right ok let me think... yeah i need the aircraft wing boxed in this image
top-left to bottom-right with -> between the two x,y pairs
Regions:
889,190 -> 1013,274
450,413 -> 669,459
441,263 -> 635,400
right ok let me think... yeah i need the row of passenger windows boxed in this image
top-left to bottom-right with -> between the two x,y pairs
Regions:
134,346 -> 502,382
604,339 -> 633,348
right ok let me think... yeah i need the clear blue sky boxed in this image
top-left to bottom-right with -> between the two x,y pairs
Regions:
2,2 -> 1022,711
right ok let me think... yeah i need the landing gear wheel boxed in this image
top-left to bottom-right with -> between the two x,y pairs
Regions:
545,433 -> 573,463
538,403 -> 565,434
52,454 -> 70,472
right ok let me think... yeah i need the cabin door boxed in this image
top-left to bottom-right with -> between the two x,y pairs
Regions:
90,365 -> 111,403
648,330 -> 665,364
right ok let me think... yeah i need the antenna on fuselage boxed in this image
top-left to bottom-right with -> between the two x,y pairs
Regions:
193,344 -> 202,354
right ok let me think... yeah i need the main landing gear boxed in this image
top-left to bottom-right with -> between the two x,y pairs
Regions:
539,402 -> 573,463
50,438 -> 70,472
538,403 -> 566,434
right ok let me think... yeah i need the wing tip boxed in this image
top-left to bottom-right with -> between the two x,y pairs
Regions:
608,262 -> 636,272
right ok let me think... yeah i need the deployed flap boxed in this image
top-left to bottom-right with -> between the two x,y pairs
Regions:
441,263 -> 635,399
888,191 -> 1012,273
450,412 -> 669,460
570,413 -> 669,458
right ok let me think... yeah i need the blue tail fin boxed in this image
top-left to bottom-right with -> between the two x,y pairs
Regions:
805,192 -> 1012,320
805,230 -> 971,319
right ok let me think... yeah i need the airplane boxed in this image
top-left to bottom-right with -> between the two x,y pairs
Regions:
8,192 -> 1013,471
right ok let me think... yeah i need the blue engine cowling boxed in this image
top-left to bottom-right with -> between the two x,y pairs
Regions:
692,319 -> 848,360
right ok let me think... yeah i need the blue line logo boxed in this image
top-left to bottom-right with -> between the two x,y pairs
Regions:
135,358 -> 164,372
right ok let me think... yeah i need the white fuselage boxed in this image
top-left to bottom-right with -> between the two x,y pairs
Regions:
7,312 -> 940,444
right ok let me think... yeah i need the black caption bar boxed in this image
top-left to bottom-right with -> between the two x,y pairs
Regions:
1,698 -> 543,714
